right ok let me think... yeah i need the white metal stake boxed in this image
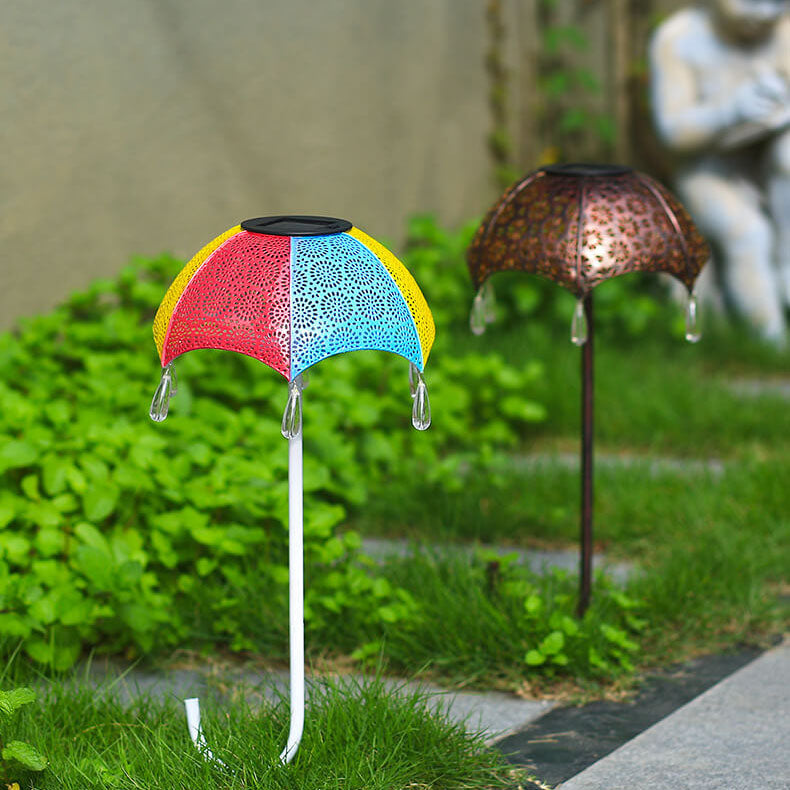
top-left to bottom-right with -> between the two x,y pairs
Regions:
183,697 -> 226,767
184,380 -> 305,767
279,422 -> 305,763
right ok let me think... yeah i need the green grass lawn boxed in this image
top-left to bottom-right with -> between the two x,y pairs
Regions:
357,453 -> 789,551
451,318 -> 790,457
175,318 -> 787,692
345,318 -> 789,684
2,676 -> 521,789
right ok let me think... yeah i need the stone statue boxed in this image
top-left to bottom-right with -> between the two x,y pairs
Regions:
649,0 -> 790,345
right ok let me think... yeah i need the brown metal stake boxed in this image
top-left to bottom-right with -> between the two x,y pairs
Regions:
578,293 -> 594,616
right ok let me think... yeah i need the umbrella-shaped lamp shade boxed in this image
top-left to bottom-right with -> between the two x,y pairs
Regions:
153,215 -> 435,381
467,163 -> 710,298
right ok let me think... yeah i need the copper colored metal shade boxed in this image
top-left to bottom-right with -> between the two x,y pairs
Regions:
466,163 -> 709,616
467,163 -> 710,296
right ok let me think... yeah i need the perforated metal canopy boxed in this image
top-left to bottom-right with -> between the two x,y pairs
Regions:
153,217 -> 435,380
467,165 -> 710,296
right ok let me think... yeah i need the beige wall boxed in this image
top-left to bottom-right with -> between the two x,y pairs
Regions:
2,0 -> 505,325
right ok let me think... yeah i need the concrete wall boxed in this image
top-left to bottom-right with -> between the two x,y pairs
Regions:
2,0 -> 506,324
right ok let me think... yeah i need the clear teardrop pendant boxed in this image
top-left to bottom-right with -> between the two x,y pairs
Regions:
411,369 -> 431,431
482,279 -> 497,322
571,298 -> 588,346
685,292 -> 701,343
470,291 -> 487,336
281,376 -> 304,439
149,366 -> 174,422
408,362 -> 419,398
165,362 -> 177,396
470,280 -> 496,336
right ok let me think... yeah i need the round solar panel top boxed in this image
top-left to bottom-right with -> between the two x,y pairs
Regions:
543,163 -> 633,178
240,215 -> 353,236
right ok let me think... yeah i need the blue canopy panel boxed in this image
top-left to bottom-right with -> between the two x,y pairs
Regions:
289,233 -> 422,379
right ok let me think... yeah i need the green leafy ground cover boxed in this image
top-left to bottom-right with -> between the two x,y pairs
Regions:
0,243 -> 553,675
0,685 -> 46,783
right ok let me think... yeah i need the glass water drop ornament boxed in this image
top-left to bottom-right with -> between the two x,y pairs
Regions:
482,280 -> 497,322
470,292 -> 487,336
470,280 -> 496,336
685,292 -> 701,343
281,376 -> 304,439
410,367 -> 431,430
571,299 -> 588,346
408,362 -> 419,398
167,362 -> 178,396
149,363 -> 176,422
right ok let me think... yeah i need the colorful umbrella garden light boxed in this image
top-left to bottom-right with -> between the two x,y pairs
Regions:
149,215 -> 435,764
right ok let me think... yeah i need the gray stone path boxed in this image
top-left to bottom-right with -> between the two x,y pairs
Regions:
559,639 -> 790,790
83,640 -> 787,786
360,537 -> 634,584
727,377 -> 790,400
511,452 -> 726,477
81,660 -> 553,744
76,626 -> 786,788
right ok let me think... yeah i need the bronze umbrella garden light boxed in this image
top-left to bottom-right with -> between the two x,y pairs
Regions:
148,215 -> 434,765
466,163 -> 710,615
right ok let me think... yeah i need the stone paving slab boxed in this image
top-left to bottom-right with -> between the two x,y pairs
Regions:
417,684 -> 554,744
80,660 -> 553,744
727,377 -> 790,400
512,452 -> 726,477
558,639 -> 790,790
495,647 -> 762,786
361,537 -> 634,584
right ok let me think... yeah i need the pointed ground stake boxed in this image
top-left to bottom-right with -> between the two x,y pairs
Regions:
279,408 -> 305,763
184,697 -> 226,767
184,379 -> 306,765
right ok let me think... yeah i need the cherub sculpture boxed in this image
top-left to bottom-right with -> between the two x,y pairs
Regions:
649,0 -> 790,344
